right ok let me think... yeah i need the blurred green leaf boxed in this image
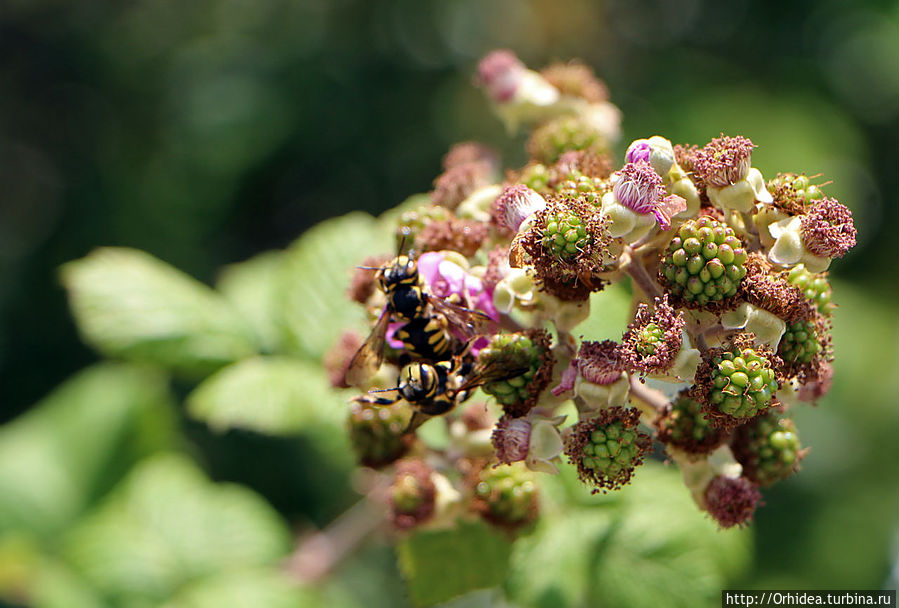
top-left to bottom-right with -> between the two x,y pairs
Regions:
0,364 -> 176,539
216,251 -> 286,354
186,356 -> 348,436
61,248 -> 257,377
30,558 -> 107,608
62,453 -> 292,605
280,212 -> 392,360
507,462 -> 751,608
396,520 -> 513,607
163,569 -> 355,608
575,281 -> 633,342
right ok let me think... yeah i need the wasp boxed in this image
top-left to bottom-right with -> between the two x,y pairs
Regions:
345,251 -> 491,386
353,352 -> 527,432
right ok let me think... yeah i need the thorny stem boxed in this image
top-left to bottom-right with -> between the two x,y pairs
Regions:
285,496 -> 386,583
620,246 -> 662,300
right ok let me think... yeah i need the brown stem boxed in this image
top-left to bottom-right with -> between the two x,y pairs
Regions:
627,375 -> 669,414
285,497 -> 386,583
620,246 -> 662,300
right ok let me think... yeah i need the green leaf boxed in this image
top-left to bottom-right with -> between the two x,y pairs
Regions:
61,247 -> 257,377
162,570 -> 355,608
397,520 -> 513,607
61,453 -> 292,604
0,364 -> 176,539
507,462 -> 751,608
216,251 -> 286,354
186,356 -> 349,436
279,212 -> 392,360
576,281 -> 633,342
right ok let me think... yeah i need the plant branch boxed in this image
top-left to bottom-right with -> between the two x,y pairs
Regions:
620,246 -> 662,300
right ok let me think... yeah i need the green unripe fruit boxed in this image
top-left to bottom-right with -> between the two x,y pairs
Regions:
660,216 -> 747,305
658,393 -> 719,448
521,163 -> 550,192
540,209 -> 591,261
474,462 -> 538,528
395,205 -> 449,251
479,333 -> 542,406
527,115 -> 608,164
556,172 -> 609,207
734,414 -> 803,486
348,401 -> 413,467
580,419 -> 641,480
779,319 -> 821,364
708,348 -> 778,419
787,265 -> 834,316
634,322 -> 665,356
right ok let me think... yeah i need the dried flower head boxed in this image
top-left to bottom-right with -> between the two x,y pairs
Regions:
431,160 -> 494,211
539,61 -> 609,103
443,141 -> 499,171
703,475 -> 761,529
691,135 -> 755,188
621,295 -> 685,375
564,407 -> 652,493
491,415 -> 532,464
417,217 -> 489,258
490,184 -> 548,234
325,330 -> 364,389
740,254 -> 816,324
348,255 -> 390,304
577,340 -> 627,385
800,197 -> 857,259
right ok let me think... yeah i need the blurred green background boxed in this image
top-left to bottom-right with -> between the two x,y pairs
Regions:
1,0 -> 897,605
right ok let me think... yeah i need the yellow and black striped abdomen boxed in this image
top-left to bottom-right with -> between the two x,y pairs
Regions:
393,315 -> 452,361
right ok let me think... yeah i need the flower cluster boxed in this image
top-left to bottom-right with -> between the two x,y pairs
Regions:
332,51 -> 856,535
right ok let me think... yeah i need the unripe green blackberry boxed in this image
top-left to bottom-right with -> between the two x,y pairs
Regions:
656,392 -> 722,453
733,414 -> 804,486
473,462 -> 538,530
779,319 -> 821,364
708,348 -> 778,419
347,400 -> 413,467
540,208 -> 590,260
390,460 -> 436,530
555,172 -> 608,206
768,172 -> 825,211
395,205 -> 449,251
565,407 -> 652,492
633,322 -> 665,357
527,115 -> 608,164
520,163 -> 550,192
479,333 -> 543,406
787,264 -> 834,316
581,420 -> 643,479
660,216 -> 748,306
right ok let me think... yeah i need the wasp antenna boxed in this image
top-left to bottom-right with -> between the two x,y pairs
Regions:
355,265 -> 381,271
368,386 -> 400,393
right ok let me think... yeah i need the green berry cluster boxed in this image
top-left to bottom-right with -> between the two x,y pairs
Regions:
769,172 -> 826,206
659,393 -> 717,447
474,462 -> 538,528
393,471 -> 428,513
633,322 -> 665,356
527,115 -> 607,164
708,348 -> 778,419
787,265 -> 834,316
555,172 -> 608,206
347,400 -> 413,467
579,419 -> 644,481
540,208 -> 590,261
520,163 -> 550,192
736,414 -> 803,486
779,319 -> 821,364
479,333 -> 542,406
660,216 -> 748,305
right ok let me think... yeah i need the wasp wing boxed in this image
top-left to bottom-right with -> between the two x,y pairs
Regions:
427,296 -> 493,341
345,308 -> 391,387
457,358 -> 530,393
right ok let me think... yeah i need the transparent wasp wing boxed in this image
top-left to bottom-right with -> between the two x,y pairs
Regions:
345,308 -> 391,387
457,358 -> 530,393
427,296 -> 493,341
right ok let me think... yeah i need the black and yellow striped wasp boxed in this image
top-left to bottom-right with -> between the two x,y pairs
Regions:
353,351 -> 527,431
345,248 -> 491,386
